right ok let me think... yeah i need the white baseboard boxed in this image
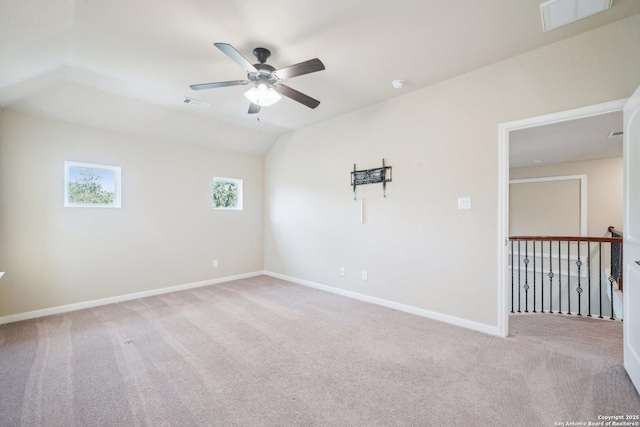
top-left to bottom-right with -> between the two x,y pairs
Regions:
0,271 -> 264,325
2,270 -> 502,337
264,271 -> 502,337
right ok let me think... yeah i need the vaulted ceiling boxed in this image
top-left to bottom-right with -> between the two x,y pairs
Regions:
1,0 -> 639,154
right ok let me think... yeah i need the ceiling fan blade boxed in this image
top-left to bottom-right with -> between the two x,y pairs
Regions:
274,58 -> 325,80
190,80 -> 248,90
214,43 -> 258,73
274,84 -> 320,109
248,103 -> 261,114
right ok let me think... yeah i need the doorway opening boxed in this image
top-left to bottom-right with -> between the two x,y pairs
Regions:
497,99 -> 627,337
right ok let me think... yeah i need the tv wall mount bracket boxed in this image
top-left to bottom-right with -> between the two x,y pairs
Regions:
351,159 -> 392,200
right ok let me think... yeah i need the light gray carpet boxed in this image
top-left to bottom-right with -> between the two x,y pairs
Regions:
0,275 -> 638,427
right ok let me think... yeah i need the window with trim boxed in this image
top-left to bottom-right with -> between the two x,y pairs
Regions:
64,161 -> 121,208
212,177 -> 242,210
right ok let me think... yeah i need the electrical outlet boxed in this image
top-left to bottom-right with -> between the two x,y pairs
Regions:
340,267 -> 346,276
362,271 -> 368,281
213,260 -> 218,268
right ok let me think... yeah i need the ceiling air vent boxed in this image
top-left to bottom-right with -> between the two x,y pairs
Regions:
540,0 -> 613,32
182,97 -> 210,109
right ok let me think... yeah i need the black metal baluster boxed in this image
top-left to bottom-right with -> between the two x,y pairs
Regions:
518,241 -> 521,313
576,241 -> 582,316
609,275 -> 615,320
587,241 -> 591,317
558,241 -> 562,314
511,240 -> 514,314
567,242 -> 571,315
533,240 -> 537,313
599,242 -> 603,319
548,241 -> 554,314
524,241 -> 529,313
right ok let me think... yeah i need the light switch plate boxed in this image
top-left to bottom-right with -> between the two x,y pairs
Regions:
458,197 -> 471,210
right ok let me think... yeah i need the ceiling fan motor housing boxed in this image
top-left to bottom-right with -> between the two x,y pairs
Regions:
249,63 -> 278,85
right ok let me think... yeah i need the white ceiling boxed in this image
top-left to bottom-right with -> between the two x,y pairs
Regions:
1,0 -> 638,155
510,110 -> 623,168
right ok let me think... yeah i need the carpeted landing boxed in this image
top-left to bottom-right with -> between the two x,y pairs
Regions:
1,275 -> 638,426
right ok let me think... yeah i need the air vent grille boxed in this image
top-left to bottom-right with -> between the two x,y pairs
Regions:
182,97 -> 210,109
540,0 -> 612,32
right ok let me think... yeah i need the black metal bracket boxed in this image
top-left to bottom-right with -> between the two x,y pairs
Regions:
351,158 -> 392,199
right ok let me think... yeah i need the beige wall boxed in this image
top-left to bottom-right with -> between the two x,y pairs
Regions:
0,109 -> 264,316
510,157 -> 623,237
264,16 -> 640,328
510,178 -> 582,236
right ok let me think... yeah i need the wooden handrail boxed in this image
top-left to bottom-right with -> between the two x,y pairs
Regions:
509,236 -> 622,243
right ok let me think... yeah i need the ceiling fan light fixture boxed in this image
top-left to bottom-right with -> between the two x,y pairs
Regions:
244,83 -> 281,107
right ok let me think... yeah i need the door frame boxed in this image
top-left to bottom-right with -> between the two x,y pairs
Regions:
497,99 -> 627,337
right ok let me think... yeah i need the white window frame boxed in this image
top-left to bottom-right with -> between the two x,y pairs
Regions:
212,177 -> 243,211
64,161 -> 121,208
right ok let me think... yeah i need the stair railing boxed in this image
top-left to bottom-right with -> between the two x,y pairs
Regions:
509,232 -> 623,320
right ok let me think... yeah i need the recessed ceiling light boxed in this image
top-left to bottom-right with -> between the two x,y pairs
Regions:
608,130 -> 623,138
391,80 -> 405,89
540,0 -> 612,32
534,159 -> 545,163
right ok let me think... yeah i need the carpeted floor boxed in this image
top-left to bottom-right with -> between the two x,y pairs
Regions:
0,275 -> 638,426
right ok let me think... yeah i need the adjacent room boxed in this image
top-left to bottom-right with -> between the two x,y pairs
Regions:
1,1 -> 640,426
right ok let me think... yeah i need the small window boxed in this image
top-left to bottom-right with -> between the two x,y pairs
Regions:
212,177 -> 242,210
65,162 -> 121,208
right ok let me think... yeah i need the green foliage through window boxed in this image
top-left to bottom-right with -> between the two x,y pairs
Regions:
212,180 -> 238,208
69,169 -> 115,205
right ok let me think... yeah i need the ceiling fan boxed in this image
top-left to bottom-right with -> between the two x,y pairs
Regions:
190,43 -> 325,114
